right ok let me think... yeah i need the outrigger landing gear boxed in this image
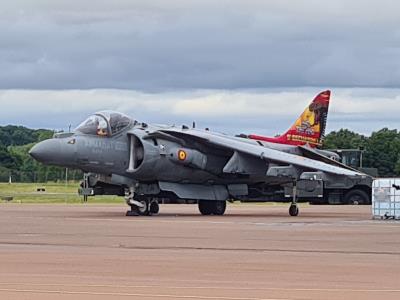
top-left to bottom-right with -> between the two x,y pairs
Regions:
289,204 -> 299,217
81,173 -> 90,203
125,187 -> 159,216
289,180 -> 299,217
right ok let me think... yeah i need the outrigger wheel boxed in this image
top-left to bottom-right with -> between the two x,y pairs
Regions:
289,204 -> 299,217
289,180 -> 299,217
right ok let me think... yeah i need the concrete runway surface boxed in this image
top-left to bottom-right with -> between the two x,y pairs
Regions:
0,203 -> 399,300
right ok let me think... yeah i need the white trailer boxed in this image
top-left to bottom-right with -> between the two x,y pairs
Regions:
372,178 -> 400,219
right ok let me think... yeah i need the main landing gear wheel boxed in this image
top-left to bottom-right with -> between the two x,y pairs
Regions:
213,201 -> 226,215
198,200 -> 212,215
289,204 -> 299,217
198,200 -> 226,216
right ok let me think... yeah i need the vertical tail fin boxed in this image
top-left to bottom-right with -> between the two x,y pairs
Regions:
249,90 -> 331,147
280,90 -> 331,147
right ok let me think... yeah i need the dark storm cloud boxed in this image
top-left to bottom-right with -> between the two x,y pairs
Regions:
1,0 -> 400,90
1,88 -> 400,136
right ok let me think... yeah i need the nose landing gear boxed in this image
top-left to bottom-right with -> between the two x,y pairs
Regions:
125,188 -> 160,216
149,200 -> 160,214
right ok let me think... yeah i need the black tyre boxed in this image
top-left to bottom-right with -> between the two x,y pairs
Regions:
137,199 -> 150,216
198,200 -> 212,215
344,189 -> 370,205
126,209 -> 139,216
289,204 -> 299,216
150,201 -> 160,215
213,201 -> 226,216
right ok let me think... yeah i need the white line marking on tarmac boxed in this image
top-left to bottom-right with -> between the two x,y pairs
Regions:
0,283 -> 399,294
7,214 -> 400,228
62,217 -> 400,228
0,288 -> 289,300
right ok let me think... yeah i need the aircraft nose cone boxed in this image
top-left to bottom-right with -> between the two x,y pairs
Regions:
29,139 -> 60,163
29,139 -> 76,166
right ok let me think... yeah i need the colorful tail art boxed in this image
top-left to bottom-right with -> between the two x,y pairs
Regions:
249,90 -> 331,148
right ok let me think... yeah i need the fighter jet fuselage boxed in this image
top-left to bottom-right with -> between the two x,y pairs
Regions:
30,110 -> 363,217
30,115 -> 302,185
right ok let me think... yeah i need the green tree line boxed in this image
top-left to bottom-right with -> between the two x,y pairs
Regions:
322,128 -> 400,177
0,126 -> 82,182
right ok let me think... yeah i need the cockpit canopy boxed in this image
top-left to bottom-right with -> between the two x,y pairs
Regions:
75,111 -> 133,136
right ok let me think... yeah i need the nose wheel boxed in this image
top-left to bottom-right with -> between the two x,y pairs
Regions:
127,199 -> 160,216
125,188 -> 160,216
149,201 -> 160,214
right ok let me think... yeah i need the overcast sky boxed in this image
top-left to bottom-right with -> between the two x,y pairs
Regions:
1,0 -> 399,136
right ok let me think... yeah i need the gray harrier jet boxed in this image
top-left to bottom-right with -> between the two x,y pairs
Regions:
30,110 -> 362,217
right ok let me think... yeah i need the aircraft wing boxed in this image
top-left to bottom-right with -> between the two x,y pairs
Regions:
298,145 -> 368,174
157,128 -> 364,177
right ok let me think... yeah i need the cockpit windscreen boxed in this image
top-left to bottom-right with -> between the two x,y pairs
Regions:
75,115 -> 109,136
102,111 -> 132,135
75,111 -> 133,136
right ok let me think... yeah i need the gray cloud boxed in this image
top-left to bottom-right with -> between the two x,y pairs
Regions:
1,2 -> 399,136
1,0 -> 400,90
0,88 -> 399,136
